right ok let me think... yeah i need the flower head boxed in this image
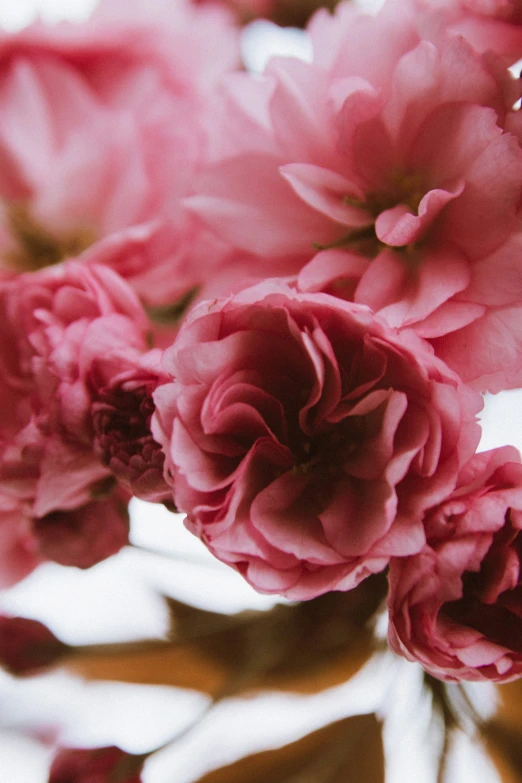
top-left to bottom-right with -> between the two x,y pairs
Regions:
153,282 -> 482,599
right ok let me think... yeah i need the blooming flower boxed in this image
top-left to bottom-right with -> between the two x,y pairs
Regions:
187,3 -> 522,391
0,0 -> 240,317
153,282 -> 482,599
388,446 -> 522,681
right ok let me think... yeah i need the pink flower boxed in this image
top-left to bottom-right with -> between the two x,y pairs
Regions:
0,615 -> 68,676
388,446 -> 522,681
0,0 -> 240,318
0,261 -> 149,517
49,746 -> 144,783
187,9 -> 522,392
153,283 -> 482,599
91,350 -> 171,503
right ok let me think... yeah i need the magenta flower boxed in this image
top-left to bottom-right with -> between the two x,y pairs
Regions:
153,283 -> 482,599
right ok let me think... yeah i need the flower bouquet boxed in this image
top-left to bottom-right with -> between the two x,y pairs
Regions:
1,0 -> 522,779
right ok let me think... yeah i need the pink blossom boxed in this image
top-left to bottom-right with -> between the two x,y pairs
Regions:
0,261 -> 149,517
187,8 -> 522,393
0,615 -> 68,676
49,746 -> 144,783
388,446 -> 522,681
0,0 -> 240,318
153,283 -> 482,599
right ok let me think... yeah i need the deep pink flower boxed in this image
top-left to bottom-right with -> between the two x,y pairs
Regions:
388,446 -> 522,681
187,7 -> 522,392
0,615 -> 68,676
49,746 -> 144,783
0,261 -> 149,517
153,283 -> 482,599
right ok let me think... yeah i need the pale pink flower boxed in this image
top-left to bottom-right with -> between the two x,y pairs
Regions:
153,282 -> 482,599
388,446 -> 522,681
187,9 -> 522,392
0,0 -> 240,317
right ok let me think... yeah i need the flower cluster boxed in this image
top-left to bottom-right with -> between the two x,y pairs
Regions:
2,0 -> 522,720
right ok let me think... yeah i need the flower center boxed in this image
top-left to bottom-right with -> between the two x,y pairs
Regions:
292,418 -> 363,477
4,202 -> 95,271
93,386 -> 156,465
368,168 -> 426,217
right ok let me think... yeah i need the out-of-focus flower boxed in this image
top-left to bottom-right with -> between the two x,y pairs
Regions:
0,261 -> 149,518
49,745 -> 145,783
187,2 -> 522,392
0,0 -> 240,319
153,282 -> 482,599
0,615 -> 69,676
388,446 -> 522,681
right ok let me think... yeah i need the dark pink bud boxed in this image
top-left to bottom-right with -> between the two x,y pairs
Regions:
49,746 -> 145,783
0,615 -> 68,676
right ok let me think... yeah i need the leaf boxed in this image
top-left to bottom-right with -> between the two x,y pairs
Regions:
192,714 -> 384,783
494,679 -> 522,730
481,720 -> 522,783
67,642 -> 229,695
479,680 -> 522,782
66,574 -> 386,696
271,0 -> 341,28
